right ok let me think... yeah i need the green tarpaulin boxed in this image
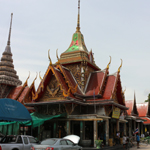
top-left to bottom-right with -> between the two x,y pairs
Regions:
0,112 -> 66,135
20,112 -> 66,128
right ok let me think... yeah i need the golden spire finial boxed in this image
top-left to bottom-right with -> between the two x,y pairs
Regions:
76,0 -> 80,32
39,71 -> 42,81
118,59 -> 123,73
107,56 -> 111,69
48,49 -> 52,65
56,49 -> 60,64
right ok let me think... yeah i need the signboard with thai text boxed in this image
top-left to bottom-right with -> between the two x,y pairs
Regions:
112,107 -> 120,119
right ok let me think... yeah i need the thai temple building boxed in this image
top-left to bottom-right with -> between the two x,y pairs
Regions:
1,1 -> 150,148
24,0 -> 129,146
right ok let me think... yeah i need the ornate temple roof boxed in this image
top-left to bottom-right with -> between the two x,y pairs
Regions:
0,13 -> 22,86
125,94 -> 139,116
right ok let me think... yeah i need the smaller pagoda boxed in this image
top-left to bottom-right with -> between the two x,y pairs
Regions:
0,13 -> 22,98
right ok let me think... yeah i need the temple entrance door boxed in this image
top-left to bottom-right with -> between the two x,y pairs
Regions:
72,121 -> 80,136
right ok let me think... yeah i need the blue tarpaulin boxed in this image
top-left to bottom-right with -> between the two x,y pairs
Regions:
0,98 -> 32,121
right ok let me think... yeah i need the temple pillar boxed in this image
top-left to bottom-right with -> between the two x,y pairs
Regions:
116,119 -> 119,132
93,120 -> 98,147
124,122 -> 126,135
80,121 -> 83,141
138,122 -> 140,134
66,121 -> 70,135
38,125 -> 40,140
53,122 -> 57,137
105,119 -> 109,145
141,123 -> 143,134
134,120 -> 136,131
83,121 -> 85,140
129,120 -> 132,136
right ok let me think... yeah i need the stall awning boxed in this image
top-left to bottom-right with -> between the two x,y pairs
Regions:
0,98 -> 32,121
141,117 -> 150,125
20,112 -> 67,128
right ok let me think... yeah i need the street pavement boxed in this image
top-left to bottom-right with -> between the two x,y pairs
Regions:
130,144 -> 150,150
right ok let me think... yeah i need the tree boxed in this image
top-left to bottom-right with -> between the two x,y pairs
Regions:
145,93 -> 150,103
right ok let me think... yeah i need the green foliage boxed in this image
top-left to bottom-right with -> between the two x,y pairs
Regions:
145,93 -> 150,103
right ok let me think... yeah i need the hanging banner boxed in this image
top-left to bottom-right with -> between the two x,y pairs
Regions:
112,107 -> 120,119
145,127 -> 147,132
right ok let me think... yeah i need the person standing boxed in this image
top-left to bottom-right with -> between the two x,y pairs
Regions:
123,134 -> 127,149
136,133 -> 140,148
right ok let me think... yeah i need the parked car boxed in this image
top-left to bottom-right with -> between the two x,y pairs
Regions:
31,135 -> 82,150
0,135 -> 39,150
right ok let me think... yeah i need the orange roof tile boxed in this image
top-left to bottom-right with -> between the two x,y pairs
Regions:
125,100 -> 134,115
137,103 -> 149,117
141,117 -> 150,125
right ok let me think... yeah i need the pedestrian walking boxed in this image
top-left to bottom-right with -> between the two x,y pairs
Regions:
136,133 -> 140,148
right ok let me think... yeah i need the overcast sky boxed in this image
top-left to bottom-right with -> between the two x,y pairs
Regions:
0,0 -> 150,103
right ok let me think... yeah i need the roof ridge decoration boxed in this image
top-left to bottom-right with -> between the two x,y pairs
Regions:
39,71 -> 44,91
107,56 -> 111,69
48,49 -> 52,65
118,59 -> 122,73
111,59 -> 123,100
31,73 -> 38,100
98,56 -> 111,95
14,72 -> 30,100
56,49 -> 60,64
56,49 -> 79,94
0,13 -> 22,87
32,63 -> 72,101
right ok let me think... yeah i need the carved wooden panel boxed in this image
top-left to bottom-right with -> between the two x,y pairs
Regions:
64,63 -> 95,90
38,75 -> 64,102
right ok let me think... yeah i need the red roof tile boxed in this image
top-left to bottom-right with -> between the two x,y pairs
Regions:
85,71 -> 105,96
125,100 -> 134,115
18,87 -> 30,103
7,86 -> 23,99
137,103 -> 148,117
103,75 -> 116,99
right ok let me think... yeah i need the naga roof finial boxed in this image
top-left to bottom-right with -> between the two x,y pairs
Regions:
123,87 -> 126,94
118,59 -> 123,73
24,71 -> 30,87
56,49 -> 60,64
7,13 -> 13,46
39,71 -> 42,81
76,0 -> 80,32
107,56 -> 111,69
33,72 -> 38,84
48,49 -> 52,65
